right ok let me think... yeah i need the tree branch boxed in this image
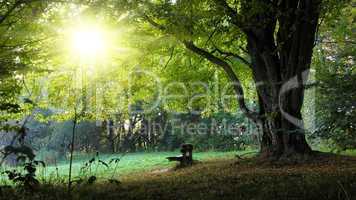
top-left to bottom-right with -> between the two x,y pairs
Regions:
0,0 -> 23,25
163,47 -> 175,69
183,40 -> 259,121
142,14 -> 166,31
212,46 -> 252,67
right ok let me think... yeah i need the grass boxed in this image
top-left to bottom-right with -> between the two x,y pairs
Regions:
0,150 -> 244,184
45,151 -> 240,179
1,150 -> 356,200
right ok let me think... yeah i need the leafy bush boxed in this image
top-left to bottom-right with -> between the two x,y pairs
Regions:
314,71 -> 356,150
312,2 -> 356,151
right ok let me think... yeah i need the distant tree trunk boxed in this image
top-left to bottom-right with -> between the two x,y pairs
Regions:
121,115 -> 139,152
107,119 -> 116,153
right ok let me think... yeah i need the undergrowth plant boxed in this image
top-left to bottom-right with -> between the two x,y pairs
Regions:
72,152 -> 121,186
2,160 -> 45,192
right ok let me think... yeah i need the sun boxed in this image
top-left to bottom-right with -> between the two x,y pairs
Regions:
70,27 -> 107,58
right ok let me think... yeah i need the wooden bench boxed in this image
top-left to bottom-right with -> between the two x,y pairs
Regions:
166,144 -> 193,167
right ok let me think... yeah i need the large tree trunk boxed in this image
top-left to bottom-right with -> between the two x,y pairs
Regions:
258,96 -> 312,158
237,0 -> 321,159
248,38 -> 314,158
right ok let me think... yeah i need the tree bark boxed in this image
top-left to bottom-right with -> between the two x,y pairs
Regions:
241,0 -> 321,158
258,98 -> 312,158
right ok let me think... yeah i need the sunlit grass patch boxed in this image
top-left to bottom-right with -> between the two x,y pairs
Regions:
0,151 -> 241,184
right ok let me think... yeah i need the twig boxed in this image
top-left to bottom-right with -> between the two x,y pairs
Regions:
67,106 -> 78,194
337,180 -> 351,200
163,47 -> 175,70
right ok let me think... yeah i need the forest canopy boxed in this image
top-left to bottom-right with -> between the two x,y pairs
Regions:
0,0 -> 355,199
0,1 -> 354,196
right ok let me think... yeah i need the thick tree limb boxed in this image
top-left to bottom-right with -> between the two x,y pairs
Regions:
142,14 -> 166,31
183,40 -> 259,121
212,46 -> 252,68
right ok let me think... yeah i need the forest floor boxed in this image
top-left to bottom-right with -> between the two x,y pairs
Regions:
1,151 -> 356,200
36,151 -> 240,181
